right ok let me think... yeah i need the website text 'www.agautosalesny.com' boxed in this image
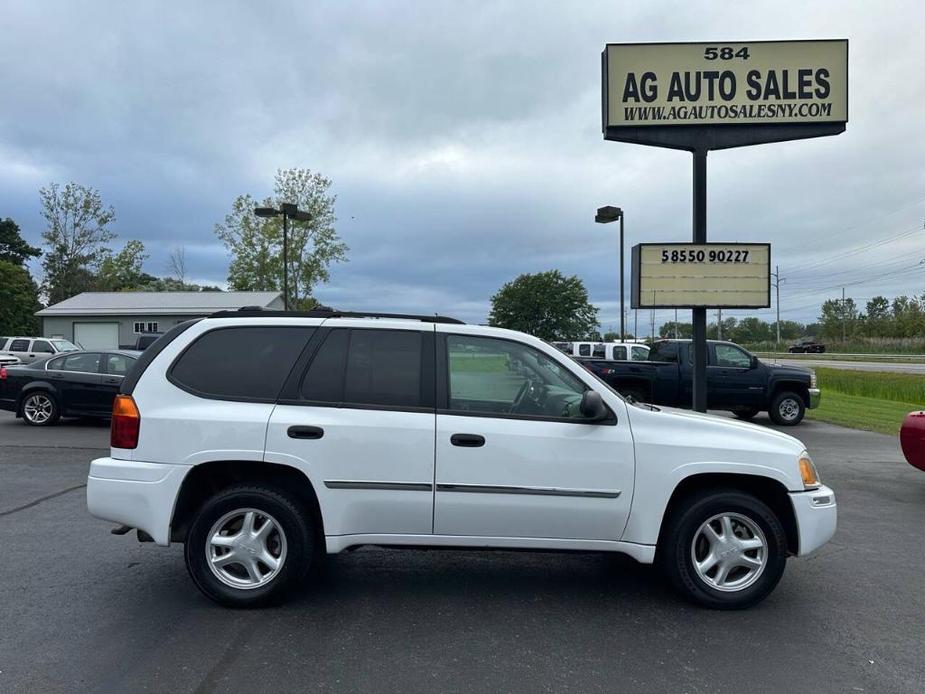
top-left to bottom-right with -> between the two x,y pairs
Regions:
623,102 -> 834,122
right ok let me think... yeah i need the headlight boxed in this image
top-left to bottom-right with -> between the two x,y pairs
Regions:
799,452 -> 821,489
810,370 -> 817,388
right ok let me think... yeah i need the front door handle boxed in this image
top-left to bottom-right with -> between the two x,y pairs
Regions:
103,377 -> 121,385
450,433 -> 485,448
288,425 -> 324,440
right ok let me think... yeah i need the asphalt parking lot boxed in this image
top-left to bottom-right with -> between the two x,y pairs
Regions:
1,411 -> 923,694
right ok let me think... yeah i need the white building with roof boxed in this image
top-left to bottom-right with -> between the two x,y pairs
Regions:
36,291 -> 284,349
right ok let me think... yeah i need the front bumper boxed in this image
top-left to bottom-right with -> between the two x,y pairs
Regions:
789,484 -> 836,556
87,457 -> 191,546
808,388 -> 821,409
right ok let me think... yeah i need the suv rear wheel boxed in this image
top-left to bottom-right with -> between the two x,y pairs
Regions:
184,484 -> 313,607
659,490 -> 787,609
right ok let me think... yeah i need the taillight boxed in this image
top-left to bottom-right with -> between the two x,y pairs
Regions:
111,394 -> 140,449
0,366 -> 6,380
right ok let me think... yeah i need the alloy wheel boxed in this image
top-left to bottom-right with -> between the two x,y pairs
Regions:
23,394 -> 54,424
690,512 -> 767,592
206,508 -> 288,590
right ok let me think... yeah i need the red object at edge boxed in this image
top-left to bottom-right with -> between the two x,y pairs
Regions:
900,412 -> 925,472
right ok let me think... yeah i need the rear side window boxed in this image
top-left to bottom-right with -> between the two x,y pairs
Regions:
647,342 -> 679,362
170,326 -> 314,401
345,330 -> 423,407
62,353 -> 101,373
611,346 -> 627,360
592,344 -> 605,358
10,339 -> 29,351
578,344 -> 591,357
300,328 -> 427,408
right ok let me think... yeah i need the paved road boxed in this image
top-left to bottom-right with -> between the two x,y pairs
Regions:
771,358 -> 925,374
1,412 -> 923,693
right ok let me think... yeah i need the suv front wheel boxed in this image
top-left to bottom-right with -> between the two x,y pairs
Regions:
184,484 -> 313,607
659,490 -> 788,609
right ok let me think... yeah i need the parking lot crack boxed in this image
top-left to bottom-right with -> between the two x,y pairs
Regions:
0,483 -> 86,517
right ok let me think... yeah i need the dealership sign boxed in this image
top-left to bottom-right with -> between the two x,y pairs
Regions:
603,40 -> 847,129
631,243 -> 770,309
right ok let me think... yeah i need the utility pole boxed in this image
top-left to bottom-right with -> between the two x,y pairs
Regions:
634,309 -> 638,340
842,287 -> 847,342
651,309 -> 656,340
717,308 -> 723,341
674,309 -> 679,339
771,265 -> 785,348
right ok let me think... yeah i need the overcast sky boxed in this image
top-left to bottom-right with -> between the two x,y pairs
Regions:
2,1 -> 923,333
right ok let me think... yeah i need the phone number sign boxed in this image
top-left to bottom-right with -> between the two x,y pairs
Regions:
631,243 -> 770,308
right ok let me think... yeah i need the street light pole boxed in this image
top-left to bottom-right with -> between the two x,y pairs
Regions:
282,211 -> 289,311
595,206 -> 625,341
619,211 -> 625,341
254,203 -> 312,312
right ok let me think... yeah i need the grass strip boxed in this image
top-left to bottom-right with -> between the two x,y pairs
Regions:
807,390 -> 921,436
814,368 -> 925,404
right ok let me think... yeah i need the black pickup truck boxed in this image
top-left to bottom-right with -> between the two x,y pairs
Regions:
579,339 -> 821,425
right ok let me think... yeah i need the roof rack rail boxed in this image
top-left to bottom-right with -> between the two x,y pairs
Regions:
208,307 -> 465,325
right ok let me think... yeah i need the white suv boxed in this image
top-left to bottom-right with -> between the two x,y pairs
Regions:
87,309 -> 836,609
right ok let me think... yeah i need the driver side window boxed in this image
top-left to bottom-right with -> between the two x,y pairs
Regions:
446,334 -> 590,420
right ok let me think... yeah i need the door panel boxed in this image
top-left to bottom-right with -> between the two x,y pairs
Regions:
709,344 -> 764,409
265,405 -> 436,536
434,414 -> 634,540
434,329 -> 635,541
52,352 -> 104,413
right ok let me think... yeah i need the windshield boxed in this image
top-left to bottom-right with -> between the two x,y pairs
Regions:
51,340 -> 79,352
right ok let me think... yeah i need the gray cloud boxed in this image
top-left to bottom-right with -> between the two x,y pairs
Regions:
1,0 -> 923,330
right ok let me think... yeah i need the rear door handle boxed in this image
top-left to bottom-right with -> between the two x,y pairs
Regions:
450,433 -> 485,448
103,377 -> 121,384
288,425 -> 324,440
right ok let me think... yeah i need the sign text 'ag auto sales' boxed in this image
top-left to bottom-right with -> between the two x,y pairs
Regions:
604,40 -> 847,128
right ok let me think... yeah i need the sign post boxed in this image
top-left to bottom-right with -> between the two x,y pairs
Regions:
603,39 -> 847,411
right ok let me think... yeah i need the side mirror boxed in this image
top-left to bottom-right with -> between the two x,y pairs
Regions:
580,389 -> 609,421
750,355 -> 760,369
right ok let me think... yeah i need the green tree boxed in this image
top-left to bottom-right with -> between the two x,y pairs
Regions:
660,321 -> 693,338
0,218 -> 41,265
39,182 -> 116,304
215,168 -> 348,308
97,240 -> 149,291
488,270 -> 599,341
0,260 -> 42,335
819,297 -> 858,341
865,296 -> 891,337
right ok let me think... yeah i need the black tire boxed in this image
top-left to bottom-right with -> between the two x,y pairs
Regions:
659,489 -> 787,610
769,390 -> 805,426
19,390 -> 60,426
732,409 -> 760,421
184,484 -> 313,607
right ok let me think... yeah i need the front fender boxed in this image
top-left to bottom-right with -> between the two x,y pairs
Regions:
621,461 -> 796,546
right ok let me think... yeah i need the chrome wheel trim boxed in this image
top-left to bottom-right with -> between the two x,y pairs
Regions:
690,512 -> 767,593
23,394 -> 54,424
206,508 -> 288,590
778,397 -> 801,422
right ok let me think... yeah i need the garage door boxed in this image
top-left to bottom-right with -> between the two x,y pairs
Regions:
74,322 -> 120,350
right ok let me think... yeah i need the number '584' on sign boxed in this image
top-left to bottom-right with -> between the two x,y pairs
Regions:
704,46 -> 750,61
